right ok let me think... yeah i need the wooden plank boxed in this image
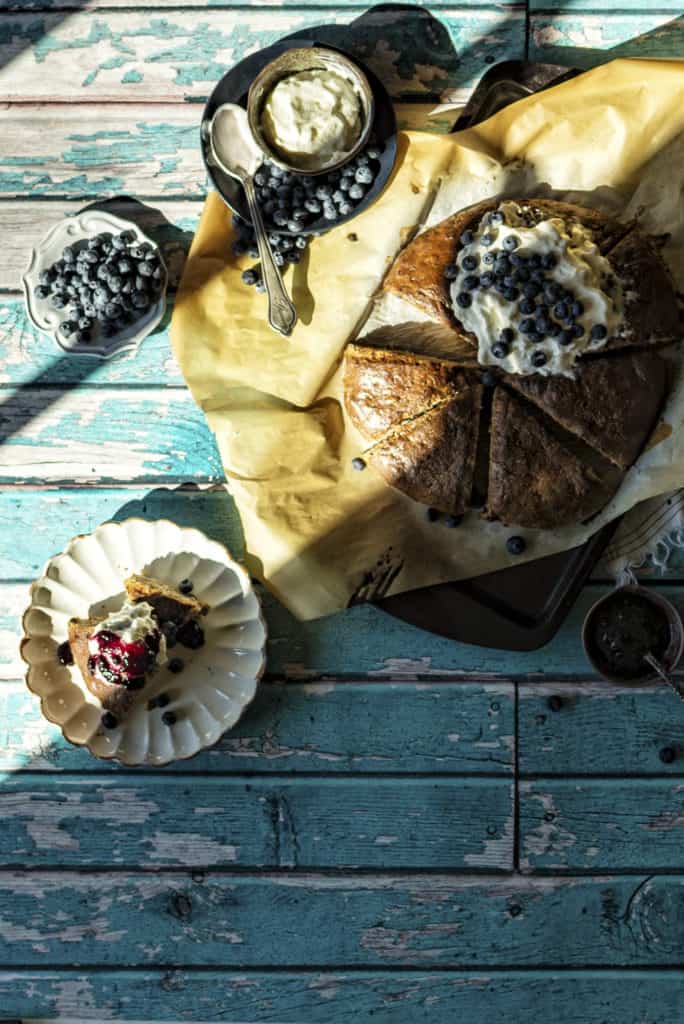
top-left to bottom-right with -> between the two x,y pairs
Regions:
0,297 -> 189,387
0,388 -> 222,483
7,0 -> 519,8
3,580 -> 681,680
0,198 -> 199,292
519,682 -> 684,776
520,779 -> 684,872
0,969 -> 682,1022
0,9 -> 525,103
531,13 -> 684,66
1,872 -> 683,968
0,679 -> 514,774
0,776 -> 514,869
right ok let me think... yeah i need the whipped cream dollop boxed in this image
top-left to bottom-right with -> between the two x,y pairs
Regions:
88,601 -> 167,687
449,201 -> 624,377
261,68 -> 362,170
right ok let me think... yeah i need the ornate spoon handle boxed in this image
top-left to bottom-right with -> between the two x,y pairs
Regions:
243,175 -> 297,337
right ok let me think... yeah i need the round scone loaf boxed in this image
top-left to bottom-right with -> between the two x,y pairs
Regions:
344,197 -> 679,530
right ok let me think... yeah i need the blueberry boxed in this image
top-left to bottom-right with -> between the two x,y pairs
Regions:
51,292 -> 68,309
553,302 -> 568,320
62,245 -> 76,263
536,317 -> 552,334
286,250 -> 301,265
506,535 -> 526,555
295,236 -> 308,250
169,658 -> 184,674
177,620 -> 205,650
108,276 -> 123,293
366,146 -> 382,160
78,316 -> 93,331
105,302 -> 121,320
76,329 -> 91,344
481,369 -> 497,387
531,350 -> 548,367
509,253 -> 523,267
162,710 -> 177,726
541,253 -> 556,269
514,267 -> 530,283
138,261 -> 153,277
482,252 -> 496,266
273,210 -> 288,228
57,640 -> 73,666
35,285 -> 50,300
38,268 -> 54,286
426,507 -> 440,522
254,171 -> 267,187
503,287 -> 519,302
111,235 -> 126,251
491,341 -> 510,359
502,235 -> 519,251
570,300 -> 585,317
494,281 -> 508,295
131,290 -> 149,310
279,237 -> 293,251
232,238 -> 248,257
443,263 -> 458,281
591,323 -> 607,340
241,268 -> 258,286
530,269 -> 545,283
462,254 -> 479,271
120,230 -> 136,245
445,514 -> 464,528
503,275 -> 517,288
59,320 -> 76,335
489,210 -> 505,225
352,456 -> 366,471
157,693 -> 171,709
178,578 -> 193,594
548,321 -> 562,337
455,292 -> 472,308
519,298 -> 536,315
355,165 -> 374,185
315,186 -> 332,201
101,711 -> 118,730
520,318 -> 536,334
479,272 -> 494,288
494,260 -> 511,278
273,251 -> 285,267
338,202 -> 353,216
523,282 -> 541,298
500,327 -> 515,344
559,329 -> 575,346
304,198 -> 322,215
529,254 -> 542,268
84,250 -> 99,264
463,274 -> 480,290
544,282 -> 561,302
348,183 -> 365,200
571,323 -> 584,338
247,245 -> 259,259
459,230 -> 474,245
481,233 -> 495,247
322,206 -> 338,222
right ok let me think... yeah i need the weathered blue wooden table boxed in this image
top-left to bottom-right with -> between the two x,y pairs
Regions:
1,2 -> 683,1020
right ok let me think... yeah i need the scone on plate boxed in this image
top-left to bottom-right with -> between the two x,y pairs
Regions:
67,574 -> 208,729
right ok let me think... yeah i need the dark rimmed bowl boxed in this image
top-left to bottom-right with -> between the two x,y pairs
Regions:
200,37 -> 397,237
582,584 -> 684,684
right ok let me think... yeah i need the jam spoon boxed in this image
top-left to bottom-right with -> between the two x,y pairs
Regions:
209,103 -> 297,337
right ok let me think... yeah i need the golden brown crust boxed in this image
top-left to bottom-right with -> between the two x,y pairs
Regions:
485,388 -> 624,529
507,351 -> 667,469
366,382 -> 483,515
124,573 -> 207,620
604,227 -> 681,352
343,342 -> 477,443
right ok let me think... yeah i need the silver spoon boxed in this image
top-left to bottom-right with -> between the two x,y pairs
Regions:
209,103 -> 297,338
643,651 -> 684,700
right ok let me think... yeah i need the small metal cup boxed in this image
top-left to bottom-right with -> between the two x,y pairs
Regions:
582,583 -> 684,683
246,46 -> 374,176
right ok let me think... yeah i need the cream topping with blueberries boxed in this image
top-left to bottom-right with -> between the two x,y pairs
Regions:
447,201 -> 624,377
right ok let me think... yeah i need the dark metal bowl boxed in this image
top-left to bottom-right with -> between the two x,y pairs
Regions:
200,37 -> 397,237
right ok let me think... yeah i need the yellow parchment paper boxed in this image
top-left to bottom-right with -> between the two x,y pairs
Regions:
172,58 -> 684,620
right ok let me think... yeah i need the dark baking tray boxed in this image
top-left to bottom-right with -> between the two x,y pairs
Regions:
377,59 -> 618,651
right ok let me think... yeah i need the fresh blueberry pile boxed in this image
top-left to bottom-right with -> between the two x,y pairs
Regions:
445,214 -> 609,368
234,144 -> 383,289
34,230 -> 164,344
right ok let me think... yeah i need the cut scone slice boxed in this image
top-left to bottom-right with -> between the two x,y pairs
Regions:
343,342 -> 478,443
604,227 -> 681,351
68,614 -> 143,719
507,350 -> 667,469
124,573 -> 207,622
365,381 -> 483,516
485,388 -> 624,530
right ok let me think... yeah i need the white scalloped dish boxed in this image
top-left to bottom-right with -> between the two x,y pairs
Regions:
21,519 -> 267,766
21,210 -> 167,360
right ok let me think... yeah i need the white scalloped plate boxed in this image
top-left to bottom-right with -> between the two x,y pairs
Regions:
21,210 -> 168,360
20,519 -> 267,766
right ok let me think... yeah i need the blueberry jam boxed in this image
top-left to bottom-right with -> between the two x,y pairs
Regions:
88,628 -> 158,687
176,620 -> 205,650
587,592 -> 672,680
